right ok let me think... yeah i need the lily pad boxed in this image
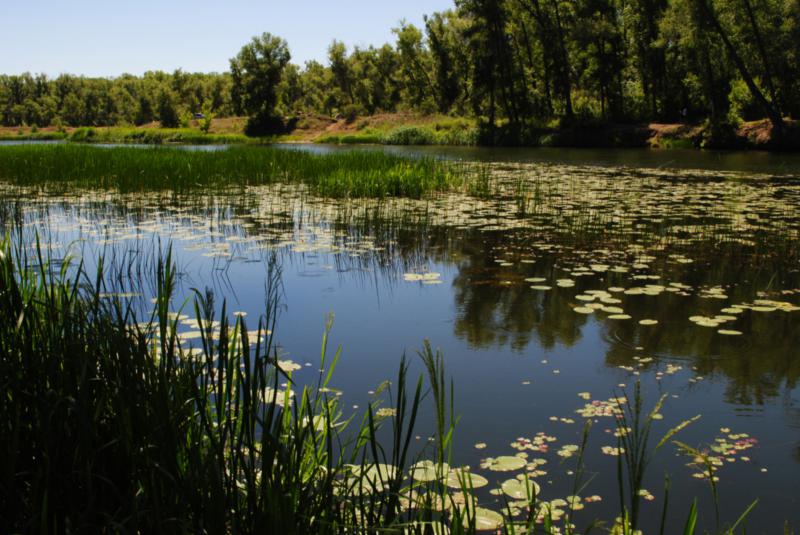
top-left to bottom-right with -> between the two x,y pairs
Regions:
501,478 -> 541,499
465,507 -> 504,531
481,455 -> 527,472
410,460 -> 450,482
446,468 -> 489,489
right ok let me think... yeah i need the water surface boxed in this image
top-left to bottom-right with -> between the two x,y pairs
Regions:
2,145 -> 799,532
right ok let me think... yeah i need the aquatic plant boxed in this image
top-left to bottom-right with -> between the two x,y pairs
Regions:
0,144 -> 474,198
0,238 -> 462,533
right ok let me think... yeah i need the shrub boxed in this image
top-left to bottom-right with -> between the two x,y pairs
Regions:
245,112 -> 287,136
69,127 -> 97,142
382,126 -> 437,145
157,90 -> 180,128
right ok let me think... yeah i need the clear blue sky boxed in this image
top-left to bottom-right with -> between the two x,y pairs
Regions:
1,0 -> 455,77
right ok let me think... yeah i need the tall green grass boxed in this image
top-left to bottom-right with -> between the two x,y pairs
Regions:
0,238 -> 463,533
68,126 -> 257,145
0,144 -> 472,198
0,131 -> 68,142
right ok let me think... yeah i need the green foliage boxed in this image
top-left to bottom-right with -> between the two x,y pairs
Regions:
157,89 -> 180,128
70,126 -> 97,142
199,103 -> 214,133
2,0 -> 799,147
0,71 -> 233,128
382,126 -> 437,145
230,33 -> 291,122
316,120 -> 478,147
728,78 -> 759,122
0,144 -> 474,198
65,126 -> 252,145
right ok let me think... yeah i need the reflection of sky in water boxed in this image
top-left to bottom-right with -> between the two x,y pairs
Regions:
2,158 -> 800,531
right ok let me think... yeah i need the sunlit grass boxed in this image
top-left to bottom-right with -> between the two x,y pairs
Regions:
0,144 -> 474,198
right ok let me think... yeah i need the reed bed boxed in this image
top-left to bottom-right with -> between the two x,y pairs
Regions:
0,239 -> 464,533
0,144 -> 472,198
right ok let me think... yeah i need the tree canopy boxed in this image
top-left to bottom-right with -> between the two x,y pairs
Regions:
3,0 -> 798,142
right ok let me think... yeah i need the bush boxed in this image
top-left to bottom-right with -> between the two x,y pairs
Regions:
437,126 -> 478,146
199,115 -> 213,133
70,127 -> 97,142
729,79 -> 760,122
700,118 -> 744,149
244,112 -> 287,136
342,104 -> 362,124
382,126 -> 437,145
157,90 -> 180,128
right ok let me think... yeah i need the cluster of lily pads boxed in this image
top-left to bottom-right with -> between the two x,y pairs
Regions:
685,428 -> 761,482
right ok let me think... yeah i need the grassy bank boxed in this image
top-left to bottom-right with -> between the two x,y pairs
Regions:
3,114 -> 797,150
315,114 -> 479,146
0,144 -> 474,198
0,126 -> 255,145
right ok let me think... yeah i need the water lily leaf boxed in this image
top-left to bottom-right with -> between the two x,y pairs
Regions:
410,460 -> 449,482
501,478 -> 540,499
464,507 -> 504,531
446,468 -> 489,489
718,329 -> 743,336
481,455 -> 527,472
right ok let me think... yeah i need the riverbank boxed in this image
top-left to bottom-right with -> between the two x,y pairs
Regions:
2,113 -> 797,151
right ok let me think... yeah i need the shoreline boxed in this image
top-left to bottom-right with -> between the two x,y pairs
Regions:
2,114 -> 797,152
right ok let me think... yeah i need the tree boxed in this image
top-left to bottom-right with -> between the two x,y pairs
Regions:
458,0 -> 527,127
693,0 -> 784,132
230,32 -> 291,134
425,12 -> 463,113
328,40 -> 354,109
626,0 -> 670,118
393,22 -> 436,111
157,89 -> 180,128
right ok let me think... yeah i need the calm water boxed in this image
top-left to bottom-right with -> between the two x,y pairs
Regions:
2,145 -> 799,532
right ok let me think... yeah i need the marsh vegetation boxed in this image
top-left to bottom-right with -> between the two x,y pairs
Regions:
1,144 -> 799,532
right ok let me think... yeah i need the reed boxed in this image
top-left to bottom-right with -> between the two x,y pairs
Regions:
0,144 -> 472,198
0,237 -> 460,533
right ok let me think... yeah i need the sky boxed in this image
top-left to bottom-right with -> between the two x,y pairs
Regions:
1,0 -> 455,77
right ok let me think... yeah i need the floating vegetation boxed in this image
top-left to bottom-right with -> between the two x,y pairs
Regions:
445,468 -> 489,489
501,477 -> 541,499
404,271 -> 443,284
480,455 -> 528,472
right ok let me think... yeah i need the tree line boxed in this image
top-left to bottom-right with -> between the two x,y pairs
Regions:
3,0 -> 798,140
0,71 -> 233,129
